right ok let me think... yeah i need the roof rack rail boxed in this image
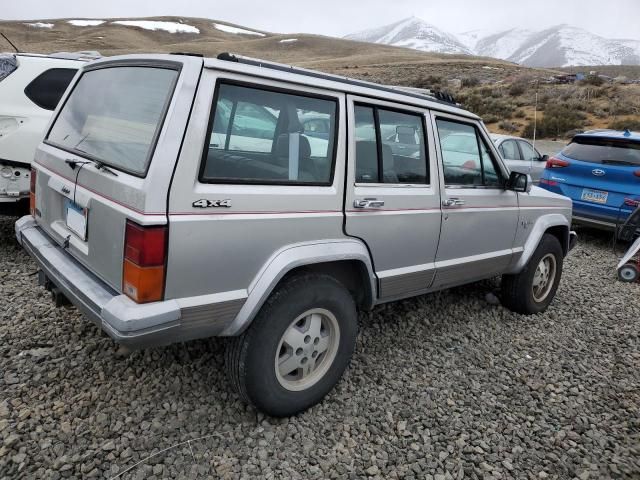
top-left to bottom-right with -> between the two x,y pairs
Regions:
216,52 -> 459,107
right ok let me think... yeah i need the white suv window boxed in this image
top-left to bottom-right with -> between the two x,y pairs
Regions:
201,83 -> 337,185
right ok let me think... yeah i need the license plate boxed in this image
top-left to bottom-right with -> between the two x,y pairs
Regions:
65,200 -> 88,240
581,188 -> 608,204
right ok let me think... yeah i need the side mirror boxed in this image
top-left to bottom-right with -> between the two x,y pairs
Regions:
506,171 -> 533,193
540,154 -> 549,163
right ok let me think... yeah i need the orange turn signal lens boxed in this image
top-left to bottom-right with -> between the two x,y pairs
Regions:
123,260 -> 165,303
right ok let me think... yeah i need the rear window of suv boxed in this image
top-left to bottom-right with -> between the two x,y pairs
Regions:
47,66 -> 179,176
562,136 -> 640,166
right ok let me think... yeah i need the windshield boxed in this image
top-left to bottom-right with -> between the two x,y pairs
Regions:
563,137 -> 640,166
47,66 -> 179,175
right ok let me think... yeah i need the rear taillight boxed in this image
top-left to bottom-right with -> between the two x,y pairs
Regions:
540,178 -> 558,186
634,169 -> 640,178
122,220 -> 167,303
29,168 -> 36,216
545,157 -> 570,169
624,198 -> 640,207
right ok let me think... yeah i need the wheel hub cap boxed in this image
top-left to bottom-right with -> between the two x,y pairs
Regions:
532,253 -> 557,302
275,308 -> 340,392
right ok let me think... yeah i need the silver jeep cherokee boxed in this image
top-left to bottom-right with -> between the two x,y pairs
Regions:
16,53 -> 577,416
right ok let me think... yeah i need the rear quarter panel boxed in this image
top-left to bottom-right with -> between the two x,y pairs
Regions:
164,69 -> 348,299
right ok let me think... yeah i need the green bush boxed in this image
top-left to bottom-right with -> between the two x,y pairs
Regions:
608,119 -> 640,131
461,76 -> 480,88
523,104 -> 586,138
514,109 -> 527,118
498,120 -> 518,132
460,93 -> 515,120
411,74 -> 444,90
509,82 -> 527,96
580,75 -> 605,86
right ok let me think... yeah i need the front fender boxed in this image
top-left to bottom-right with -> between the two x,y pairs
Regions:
507,213 -> 570,274
221,239 -> 375,336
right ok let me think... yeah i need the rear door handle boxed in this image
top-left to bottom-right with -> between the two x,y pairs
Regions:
354,198 -> 385,209
442,198 -> 465,207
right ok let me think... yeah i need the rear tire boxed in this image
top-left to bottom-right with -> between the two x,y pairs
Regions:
501,234 -> 564,315
618,263 -> 639,283
225,274 -> 357,417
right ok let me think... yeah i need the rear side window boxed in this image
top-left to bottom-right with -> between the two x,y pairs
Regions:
47,66 -> 179,175
354,105 -> 428,184
0,54 -> 18,82
562,137 -> 640,166
201,83 -> 337,185
436,119 -> 502,187
24,68 -> 77,111
499,140 -> 520,160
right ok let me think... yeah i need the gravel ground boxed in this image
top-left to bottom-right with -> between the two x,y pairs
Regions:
1,216 -> 639,480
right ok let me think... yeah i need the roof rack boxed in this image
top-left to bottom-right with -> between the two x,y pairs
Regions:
216,52 -> 458,107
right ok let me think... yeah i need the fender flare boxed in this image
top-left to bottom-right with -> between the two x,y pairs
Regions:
221,239 -> 375,336
507,213 -> 570,274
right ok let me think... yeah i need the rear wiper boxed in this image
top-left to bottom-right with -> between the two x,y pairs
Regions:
92,161 -> 119,177
601,159 -> 637,166
64,158 -> 118,177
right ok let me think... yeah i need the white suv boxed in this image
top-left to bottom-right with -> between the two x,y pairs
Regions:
0,52 -> 99,214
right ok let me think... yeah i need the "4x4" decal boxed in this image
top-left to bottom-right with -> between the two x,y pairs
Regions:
192,199 -> 232,208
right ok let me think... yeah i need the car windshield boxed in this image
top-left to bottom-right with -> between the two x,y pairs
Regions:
47,66 -> 178,175
562,137 -> 640,166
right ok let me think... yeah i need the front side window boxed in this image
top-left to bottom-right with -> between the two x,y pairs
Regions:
48,66 -> 179,175
354,105 -> 428,184
518,140 -> 540,161
202,84 -> 337,184
436,119 -> 502,187
24,68 -> 77,111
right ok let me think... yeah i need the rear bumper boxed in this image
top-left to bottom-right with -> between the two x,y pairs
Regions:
15,216 -> 241,348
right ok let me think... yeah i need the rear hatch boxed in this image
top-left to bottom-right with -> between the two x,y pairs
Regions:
547,135 -> 640,221
32,56 -> 201,295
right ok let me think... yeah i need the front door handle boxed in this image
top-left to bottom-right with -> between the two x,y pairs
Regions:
442,198 -> 465,207
354,198 -> 385,209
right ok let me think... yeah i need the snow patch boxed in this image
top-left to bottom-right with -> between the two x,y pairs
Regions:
112,20 -> 199,34
24,22 -> 53,29
68,20 -> 105,27
279,38 -> 298,43
214,23 -> 265,36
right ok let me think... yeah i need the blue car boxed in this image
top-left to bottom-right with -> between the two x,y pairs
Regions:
539,130 -> 640,231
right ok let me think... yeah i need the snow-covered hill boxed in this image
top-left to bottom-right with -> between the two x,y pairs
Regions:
345,17 -> 471,56
346,18 -> 640,67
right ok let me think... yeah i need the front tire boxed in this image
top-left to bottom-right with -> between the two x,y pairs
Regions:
501,234 -> 564,315
225,274 -> 357,417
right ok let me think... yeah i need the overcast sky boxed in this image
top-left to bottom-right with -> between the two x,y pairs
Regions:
4,0 -> 640,40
